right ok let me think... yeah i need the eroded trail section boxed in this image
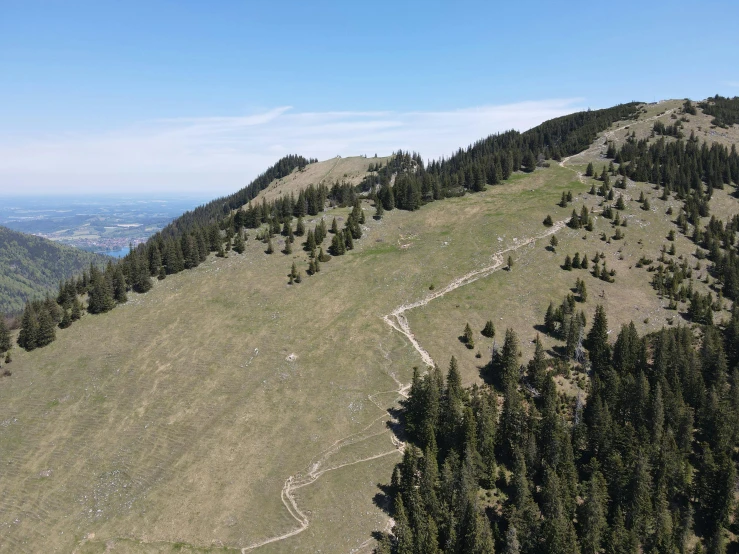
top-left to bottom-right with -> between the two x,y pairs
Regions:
383,219 -> 566,368
241,385 -> 406,552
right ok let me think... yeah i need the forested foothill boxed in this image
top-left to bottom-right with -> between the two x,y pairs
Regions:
0,226 -> 108,315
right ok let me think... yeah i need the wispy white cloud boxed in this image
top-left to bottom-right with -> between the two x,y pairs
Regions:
0,99 -> 584,196
723,81 -> 739,88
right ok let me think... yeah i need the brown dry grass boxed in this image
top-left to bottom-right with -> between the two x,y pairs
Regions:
254,155 -> 391,205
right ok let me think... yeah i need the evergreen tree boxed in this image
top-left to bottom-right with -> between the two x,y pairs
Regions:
499,328 -> 520,389
544,302 -> 557,333
112,266 -> 127,303
580,205 -> 590,228
394,496 -> 414,554
543,214 -> 553,227
17,303 -> 38,351
374,201 -> 384,220
482,320 -> 495,338
70,298 -> 82,321
572,252 -> 581,269
523,150 -> 537,173
605,507 -> 636,554
577,471 -> 608,554
331,217 -> 338,234
0,317 -> 10,353
330,232 -> 346,256
569,208 -> 581,229
550,235 -> 559,251
541,467 -> 580,554
463,323 -> 475,349
527,335 -> 547,391
36,307 -> 56,347
507,256 -> 513,271
87,267 -> 115,314
586,305 -> 611,372
233,231 -> 245,253
265,239 -> 274,254
131,253 -> 152,293
305,229 -> 316,252
586,162 -> 594,177
58,308 -> 72,329
504,525 -> 520,554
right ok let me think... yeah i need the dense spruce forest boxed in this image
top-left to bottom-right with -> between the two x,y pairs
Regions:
0,226 -> 107,315
376,309 -> 739,554
11,102 -> 646,352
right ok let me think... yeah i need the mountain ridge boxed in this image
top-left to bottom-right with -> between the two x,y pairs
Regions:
2,96 -> 739,553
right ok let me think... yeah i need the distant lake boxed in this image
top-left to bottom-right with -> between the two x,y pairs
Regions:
98,247 -> 130,258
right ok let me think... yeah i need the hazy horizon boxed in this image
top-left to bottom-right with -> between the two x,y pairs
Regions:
1,0 -> 737,196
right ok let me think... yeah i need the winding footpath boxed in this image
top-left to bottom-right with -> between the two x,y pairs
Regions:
241,217 -> 567,552
383,219 -> 566,368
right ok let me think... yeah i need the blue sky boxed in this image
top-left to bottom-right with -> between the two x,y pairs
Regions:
1,0 -> 738,195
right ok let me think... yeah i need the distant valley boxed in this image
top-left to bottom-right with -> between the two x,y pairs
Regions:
0,195 -> 208,256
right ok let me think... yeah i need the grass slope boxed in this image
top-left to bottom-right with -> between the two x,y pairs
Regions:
1,101 -> 736,553
0,226 -> 109,315
253,155 -> 391,205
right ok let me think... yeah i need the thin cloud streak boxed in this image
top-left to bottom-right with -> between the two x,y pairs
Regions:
0,99 -> 584,195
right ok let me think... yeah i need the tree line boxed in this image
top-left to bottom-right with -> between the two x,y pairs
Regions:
699,95 -> 739,128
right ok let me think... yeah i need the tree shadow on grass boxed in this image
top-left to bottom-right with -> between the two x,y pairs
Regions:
372,482 -> 394,517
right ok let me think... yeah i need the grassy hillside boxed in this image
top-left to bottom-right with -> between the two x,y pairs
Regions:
0,226 -> 108,315
254,155 -> 392,205
1,100 -> 737,553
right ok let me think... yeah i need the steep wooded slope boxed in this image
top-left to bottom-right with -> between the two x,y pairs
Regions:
0,226 -> 108,315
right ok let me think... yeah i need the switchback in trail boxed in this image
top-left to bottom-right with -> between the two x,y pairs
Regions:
242,217 -> 569,553
382,219 -> 566,369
